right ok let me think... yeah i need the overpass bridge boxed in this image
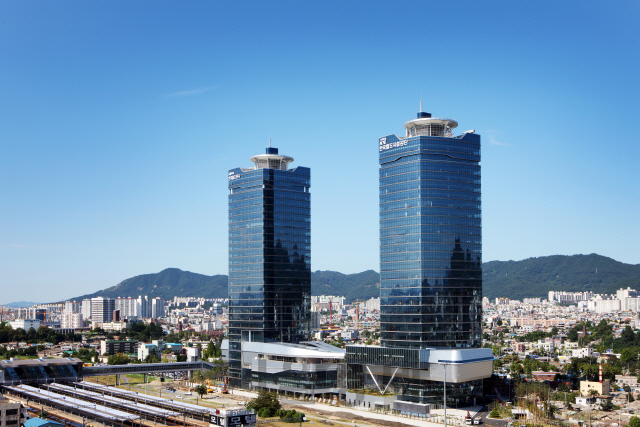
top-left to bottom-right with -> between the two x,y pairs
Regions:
82,361 -> 218,377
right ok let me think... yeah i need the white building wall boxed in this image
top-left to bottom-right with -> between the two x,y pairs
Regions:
91,297 -> 115,323
81,299 -> 92,320
587,298 -> 621,313
63,301 -> 81,315
137,296 -> 152,318
115,298 -> 139,318
61,313 -> 85,329
626,298 -> 640,312
151,298 -> 165,319
10,319 -> 40,331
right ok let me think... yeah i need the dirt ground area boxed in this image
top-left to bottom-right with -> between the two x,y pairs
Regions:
284,404 -> 415,427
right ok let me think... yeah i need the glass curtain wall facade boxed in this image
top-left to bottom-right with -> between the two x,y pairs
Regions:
379,112 -> 482,349
228,147 -> 311,385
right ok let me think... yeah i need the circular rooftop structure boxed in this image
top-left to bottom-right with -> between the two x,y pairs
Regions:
250,147 -> 293,170
404,111 -> 458,138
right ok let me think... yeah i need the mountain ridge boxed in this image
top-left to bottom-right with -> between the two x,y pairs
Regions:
66,254 -> 640,303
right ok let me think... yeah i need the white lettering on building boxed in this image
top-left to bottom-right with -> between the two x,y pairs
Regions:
379,138 -> 409,151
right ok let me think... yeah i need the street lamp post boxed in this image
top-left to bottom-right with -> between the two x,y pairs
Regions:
440,362 -> 449,427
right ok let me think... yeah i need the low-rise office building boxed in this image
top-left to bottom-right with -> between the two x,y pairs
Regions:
138,340 -> 166,361
580,380 -> 611,397
100,340 -> 138,356
346,345 -> 493,411
8,319 -> 40,331
241,341 -> 345,397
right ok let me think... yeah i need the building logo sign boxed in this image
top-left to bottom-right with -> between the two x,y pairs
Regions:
379,137 -> 409,151
210,414 -> 256,427
228,172 -> 241,181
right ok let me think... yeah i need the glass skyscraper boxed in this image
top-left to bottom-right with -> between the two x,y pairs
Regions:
344,109 -> 488,408
379,109 -> 482,349
227,146 -> 311,385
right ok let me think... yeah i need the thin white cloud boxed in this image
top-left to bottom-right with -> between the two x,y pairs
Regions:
488,135 -> 509,146
165,86 -> 217,98
2,243 -> 61,250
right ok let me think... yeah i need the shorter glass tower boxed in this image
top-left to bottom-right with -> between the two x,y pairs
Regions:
228,146 -> 311,385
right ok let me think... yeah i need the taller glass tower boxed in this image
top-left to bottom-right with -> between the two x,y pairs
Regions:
379,109 -> 482,349
227,146 -> 311,385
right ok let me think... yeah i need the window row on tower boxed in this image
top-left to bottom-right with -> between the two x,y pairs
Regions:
380,151 -> 480,165
381,216 -> 480,229
230,197 -> 310,210
230,252 -> 310,263
381,198 -> 481,212
230,212 -> 310,225
381,208 -> 481,221
381,189 -> 481,204
229,189 -> 310,203
230,235 -> 311,244
230,226 -> 311,237
380,260 -> 480,270
229,205 -> 310,217
380,270 -> 481,280
380,171 -> 481,187
380,161 -> 480,178
381,180 -> 480,196
380,225 -> 481,238
230,242 -> 311,252
381,244 -> 481,256
380,279 -> 482,289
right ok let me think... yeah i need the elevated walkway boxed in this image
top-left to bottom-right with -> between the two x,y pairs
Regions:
82,361 -> 217,376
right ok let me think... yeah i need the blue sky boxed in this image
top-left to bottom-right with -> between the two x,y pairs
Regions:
1,1 -> 639,303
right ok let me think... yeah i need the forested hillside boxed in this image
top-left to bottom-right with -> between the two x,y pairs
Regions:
68,254 -> 640,303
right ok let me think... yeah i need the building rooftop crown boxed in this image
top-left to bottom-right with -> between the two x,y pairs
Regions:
249,145 -> 293,170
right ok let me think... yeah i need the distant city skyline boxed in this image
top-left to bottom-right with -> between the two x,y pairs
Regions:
2,2 -> 639,303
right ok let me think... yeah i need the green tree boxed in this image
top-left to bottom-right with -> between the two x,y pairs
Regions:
247,390 -> 282,418
205,341 -> 215,359
567,328 -> 579,342
510,363 -> 524,377
26,327 -> 37,341
489,407 -> 501,419
144,353 -> 160,364
621,326 -> 636,344
629,416 -> 640,427
195,384 -> 208,398
621,348 -> 638,364
37,326 -> 49,340
108,352 -> 130,365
